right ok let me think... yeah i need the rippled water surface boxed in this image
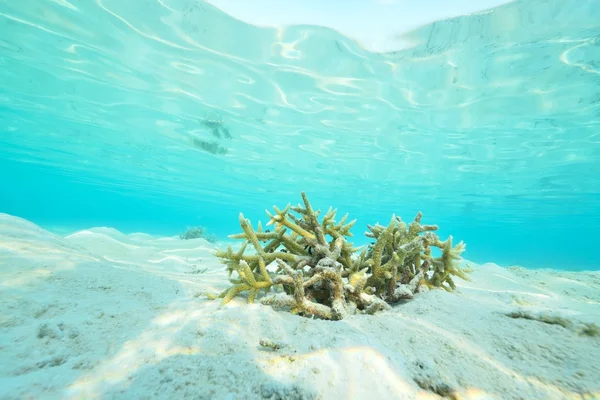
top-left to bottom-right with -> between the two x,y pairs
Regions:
1,0 -> 599,269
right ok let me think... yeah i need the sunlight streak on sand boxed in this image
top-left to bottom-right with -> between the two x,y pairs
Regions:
1,215 -> 599,399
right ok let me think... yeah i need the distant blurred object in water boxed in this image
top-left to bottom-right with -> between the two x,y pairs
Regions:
201,116 -> 232,139
191,115 -> 232,155
192,138 -> 229,155
179,225 -> 217,243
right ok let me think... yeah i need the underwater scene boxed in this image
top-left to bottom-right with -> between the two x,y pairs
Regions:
0,0 -> 599,399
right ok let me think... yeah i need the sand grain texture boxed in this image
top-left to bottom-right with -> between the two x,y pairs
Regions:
0,213 -> 599,400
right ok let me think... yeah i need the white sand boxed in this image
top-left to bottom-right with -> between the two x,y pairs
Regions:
1,213 -> 599,400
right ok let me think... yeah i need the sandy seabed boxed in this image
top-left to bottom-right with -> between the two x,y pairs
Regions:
0,213 -> 599,400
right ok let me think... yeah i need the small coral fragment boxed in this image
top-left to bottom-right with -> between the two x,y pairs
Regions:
213,192 -> 471,320
579,323 -> 600,337
505,310 -> 572,329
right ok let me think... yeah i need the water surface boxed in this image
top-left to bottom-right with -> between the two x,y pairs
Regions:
1,0 -> 599,269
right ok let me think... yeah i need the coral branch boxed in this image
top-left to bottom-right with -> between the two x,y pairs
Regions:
212,192 -> 471,320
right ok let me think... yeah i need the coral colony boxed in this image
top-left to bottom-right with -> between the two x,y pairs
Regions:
212,192 -> 471,320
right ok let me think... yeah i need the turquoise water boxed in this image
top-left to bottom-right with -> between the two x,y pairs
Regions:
1,0 -> 599,270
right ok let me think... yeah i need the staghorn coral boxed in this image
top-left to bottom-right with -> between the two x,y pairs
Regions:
212,192 -> 471,320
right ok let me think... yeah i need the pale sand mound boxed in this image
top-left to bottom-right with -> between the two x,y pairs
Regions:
0,213 -> 599,400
